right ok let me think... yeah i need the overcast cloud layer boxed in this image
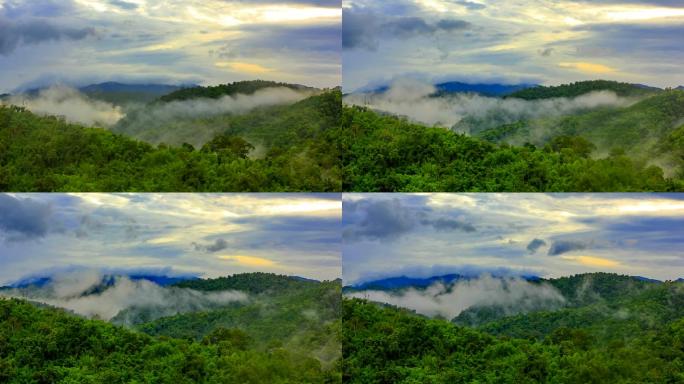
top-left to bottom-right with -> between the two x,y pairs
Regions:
0,193 -> 341,285
0,0 -> 341,92
342,0 -> 684,91
343,194 -> 684,284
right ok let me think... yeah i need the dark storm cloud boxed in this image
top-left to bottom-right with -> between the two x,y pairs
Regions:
0,194 -> 52,241
592,216 -> 684,250
0,18 -> 95,56
423,217 -> 476,233
193,238 -> 229,253
342,5 -> 471,50
0,0 -> 76,18
217,24 -> 340,59
548,240 -> 589,256
233,216 -> 341,233
539,47 -> 554,57
343,197 -> 476,242
108,0 -> 139,10
527,238 -> 547,254
561,23 -> 684,60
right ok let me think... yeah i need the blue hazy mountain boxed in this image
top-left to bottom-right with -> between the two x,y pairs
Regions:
6,272 -> 198,290
348,273 -> 541,291
366,81 -> 536,97
78,82 -> 186,95
434,81 -> 536,96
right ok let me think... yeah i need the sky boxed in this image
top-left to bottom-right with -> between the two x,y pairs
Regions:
0,0 -> 341,93
0,193 -> 341,285
342,0 -> 684,92
343,193 -> 684,284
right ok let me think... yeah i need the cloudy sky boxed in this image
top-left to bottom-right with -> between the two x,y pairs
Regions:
0,193 -> 341,285
343,0 -> 684,92
0,0 -> 341,93
343,193 -> 684,284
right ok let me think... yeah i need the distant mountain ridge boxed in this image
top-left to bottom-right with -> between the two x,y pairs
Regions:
346,272 -> 542,291
434,81 -> 536,96
4,272 -> 199,290
366,81 -> 536,97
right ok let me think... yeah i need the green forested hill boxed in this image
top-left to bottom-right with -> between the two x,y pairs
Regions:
344,273 -> 684,384
506,80 -> 659,100
172,272 -> 320,294
341,105 -> 679,192
113,88 -> 340,148
0,90 -> 342,192
159,80 -> 314,102
135,277 -> 342,369
0,273 -> 342,383
477,90 -> 684,176
0,297 -> 340,383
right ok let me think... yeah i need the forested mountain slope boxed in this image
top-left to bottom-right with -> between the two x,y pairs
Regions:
0,90 -> 342,192
344,273 -> 684,384
505,80 -> 660,100
341,106 -> 678,192
0,273 -> 342,383
112,86 -> 339,148
159,80 -> 314,102
476,90 -> 684,175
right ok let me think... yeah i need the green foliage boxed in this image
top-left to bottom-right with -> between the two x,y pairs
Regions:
0,90 -> 342,191
479,90 -> 684,175
0,298 -> 339,383
137,278 -> 342,368
344,275 -> 684,384
173,272 -> 319,294
341,105 -> 679,192
506,80 -> 658,100
159,80 -> 312,102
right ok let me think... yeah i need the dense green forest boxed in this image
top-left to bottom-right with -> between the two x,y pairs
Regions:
475,90 -> 684,176
344,273 -> 684,383
505,80 -> 658,100
158,80 -> 314,102
0,89 -> 342,192
0,273 -> 341,383
341,105 -> 679,192
113,84 -> 337,148
343,80 -> 684,192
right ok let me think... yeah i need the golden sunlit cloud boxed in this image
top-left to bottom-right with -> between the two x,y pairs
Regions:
559,62 -> 616,74
617,201 -> 684,214
562,255 -> 620,268
219,255 -> 276,267
261,6 -> 341,23
605,7 -> 684,22
215,61 -> 272,74
263,200 -> 341,216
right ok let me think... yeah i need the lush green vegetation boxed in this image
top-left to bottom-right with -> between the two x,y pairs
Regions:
344,273 -> 684,383
159,80 -> 312,102
341,105 -> 679,191
0,89 -> 341,191
506,80 -> 658,100
477,90 -> 684,177
0,273 -> 341,383
113,85 -> 339,148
